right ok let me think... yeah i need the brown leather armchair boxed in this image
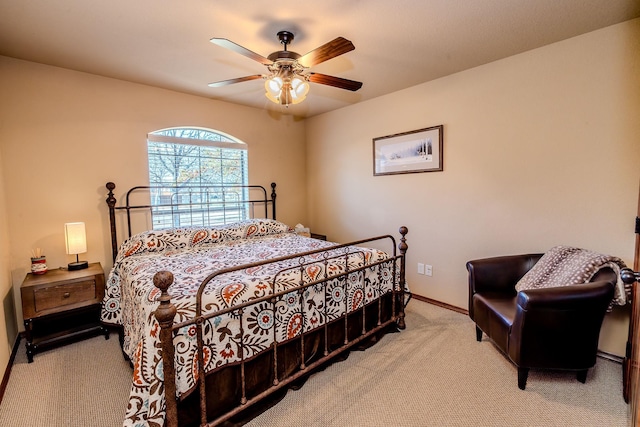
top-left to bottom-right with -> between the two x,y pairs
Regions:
467,254 -> 616,390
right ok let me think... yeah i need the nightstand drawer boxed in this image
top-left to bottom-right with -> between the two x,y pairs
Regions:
34,279 -> 97,312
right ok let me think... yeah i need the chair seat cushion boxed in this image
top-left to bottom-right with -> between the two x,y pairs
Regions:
472,293 -> 517,352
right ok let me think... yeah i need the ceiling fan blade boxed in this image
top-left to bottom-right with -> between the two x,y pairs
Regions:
309,73 -> 363,91
208,75 -> 263,88
210,38 -> 272,65
297,37 -> 355,67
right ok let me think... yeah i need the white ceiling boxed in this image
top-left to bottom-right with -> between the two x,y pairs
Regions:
1,0 -> 639,118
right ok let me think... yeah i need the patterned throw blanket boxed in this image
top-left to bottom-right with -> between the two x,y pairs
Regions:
515,245 -> 629,309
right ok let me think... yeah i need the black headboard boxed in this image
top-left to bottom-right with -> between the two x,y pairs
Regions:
105,182 -> 277,262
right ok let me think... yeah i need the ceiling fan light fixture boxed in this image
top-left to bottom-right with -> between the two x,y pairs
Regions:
265,76 -> 283,104
266,76 -> 283,94
264,74 -> 309,106
279,85 -> 293,105
291,76 -> 310,100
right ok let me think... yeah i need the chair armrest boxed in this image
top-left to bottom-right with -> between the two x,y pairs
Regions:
516,280 -> 615,311
509,280 -> 615,368
467,254 -> 542,295
467,253 -> 542,319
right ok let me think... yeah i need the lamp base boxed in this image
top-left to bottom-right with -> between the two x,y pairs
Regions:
68,261 -> 88,271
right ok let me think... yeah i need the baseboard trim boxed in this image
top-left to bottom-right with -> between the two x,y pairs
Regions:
0,334 -> 21,404
411,293 -> 468,315
597,350 -> 623,364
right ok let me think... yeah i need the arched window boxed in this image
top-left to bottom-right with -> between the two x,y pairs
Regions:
147,127 -> 248,229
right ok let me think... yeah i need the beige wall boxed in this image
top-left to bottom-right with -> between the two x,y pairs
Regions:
305,19 -> 640,356
0,57 -> 308,349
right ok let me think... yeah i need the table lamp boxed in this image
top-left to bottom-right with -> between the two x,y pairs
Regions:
65,222 -> 88,270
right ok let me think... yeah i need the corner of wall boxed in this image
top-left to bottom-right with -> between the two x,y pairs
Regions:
0,140 -> 16,373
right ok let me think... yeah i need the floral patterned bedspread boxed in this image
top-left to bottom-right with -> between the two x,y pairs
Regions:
100,219 -> 395,427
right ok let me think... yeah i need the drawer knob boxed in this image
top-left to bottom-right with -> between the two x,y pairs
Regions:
63,292 -> 70,298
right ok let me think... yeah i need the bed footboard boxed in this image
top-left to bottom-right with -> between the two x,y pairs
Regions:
154,227 -> 408,427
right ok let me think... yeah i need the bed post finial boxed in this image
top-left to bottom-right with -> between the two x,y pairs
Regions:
270,182 -> 277,220
106,182 -> 118,263
398,226 -> 408,254
153,271 -> 178,427
397,226 -> 408,330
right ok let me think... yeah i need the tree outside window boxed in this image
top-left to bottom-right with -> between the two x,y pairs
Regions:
147,128 -> 248,228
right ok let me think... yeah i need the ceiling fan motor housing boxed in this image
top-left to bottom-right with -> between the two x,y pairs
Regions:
267,50 -> 301,62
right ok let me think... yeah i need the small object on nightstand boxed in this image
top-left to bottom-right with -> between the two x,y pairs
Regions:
30,256 -> 47,275
30,248 -> 47,275
20,262 -> 109,363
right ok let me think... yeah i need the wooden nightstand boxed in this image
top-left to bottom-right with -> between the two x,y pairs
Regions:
20,262 -> 109,362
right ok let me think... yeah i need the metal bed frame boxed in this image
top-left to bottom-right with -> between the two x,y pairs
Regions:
104,181 -> 408,427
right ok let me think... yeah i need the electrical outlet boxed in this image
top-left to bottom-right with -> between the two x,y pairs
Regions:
425,264 -> 433,276
417,263 -> 425,275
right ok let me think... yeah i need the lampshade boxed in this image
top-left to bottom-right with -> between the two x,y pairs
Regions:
264,74 -> 309,106
264,76 -> 283,104
65,222 -> 87,255
65,222 -> 88,270
290,76 -> 310,102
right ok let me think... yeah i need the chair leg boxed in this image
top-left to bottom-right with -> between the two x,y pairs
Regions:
576,369 -> 588,384
518,367 -> 529,390
475,326 -> 482,342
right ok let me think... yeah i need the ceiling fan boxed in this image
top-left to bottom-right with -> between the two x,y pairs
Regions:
208,31 -> 362,106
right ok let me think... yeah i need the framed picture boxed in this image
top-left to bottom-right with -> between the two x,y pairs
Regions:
373,125 -> 443,176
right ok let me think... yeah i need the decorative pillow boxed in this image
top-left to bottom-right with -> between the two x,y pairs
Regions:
116,219 -> 291,262
515,245 -> 628,307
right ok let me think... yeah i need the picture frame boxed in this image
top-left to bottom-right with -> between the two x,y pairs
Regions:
373,125 -> 443,176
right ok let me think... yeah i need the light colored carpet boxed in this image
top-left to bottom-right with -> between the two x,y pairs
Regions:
0,301 -> 630,426
0,332 -> 131,427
